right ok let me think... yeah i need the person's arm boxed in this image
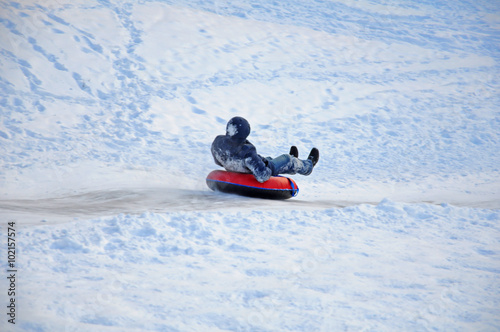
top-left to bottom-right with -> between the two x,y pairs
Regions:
244,148 -> 272,183
211,136 -> 224,167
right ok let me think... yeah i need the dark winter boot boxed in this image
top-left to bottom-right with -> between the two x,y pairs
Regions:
289,146 -> 299,158
308,148 -> 319,167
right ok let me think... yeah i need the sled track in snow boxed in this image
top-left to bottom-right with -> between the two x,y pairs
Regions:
0,188 -> 362,225
0,188 -> 498,226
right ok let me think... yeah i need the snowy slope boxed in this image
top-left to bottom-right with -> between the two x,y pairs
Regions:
0,0 -> 499,206
12,204 -> 500,331
0,0 -> 499,331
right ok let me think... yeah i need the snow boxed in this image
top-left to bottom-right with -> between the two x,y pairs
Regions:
0,0 -> 499,331
226,123 -> 238,137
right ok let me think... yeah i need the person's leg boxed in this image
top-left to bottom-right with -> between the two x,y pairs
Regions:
265,154 -> 313,176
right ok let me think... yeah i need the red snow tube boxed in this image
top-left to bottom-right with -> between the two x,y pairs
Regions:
206,170 -> 299,200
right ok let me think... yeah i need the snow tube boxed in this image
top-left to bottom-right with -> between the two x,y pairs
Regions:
206,170 -> 299,200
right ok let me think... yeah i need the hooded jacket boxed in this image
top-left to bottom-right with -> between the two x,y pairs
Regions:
211,117 -> 273,183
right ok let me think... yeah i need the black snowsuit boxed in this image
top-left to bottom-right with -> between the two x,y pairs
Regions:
211,117 -> 313,183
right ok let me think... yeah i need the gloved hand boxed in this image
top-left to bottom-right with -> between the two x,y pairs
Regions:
263,158 -> 277,176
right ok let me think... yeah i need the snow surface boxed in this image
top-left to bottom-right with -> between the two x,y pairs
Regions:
0,0 -> 499,330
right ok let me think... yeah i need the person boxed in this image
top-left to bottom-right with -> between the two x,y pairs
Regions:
211,116 -> 319,183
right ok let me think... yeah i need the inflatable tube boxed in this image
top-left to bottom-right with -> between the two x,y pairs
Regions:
206,170 -> 299,200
